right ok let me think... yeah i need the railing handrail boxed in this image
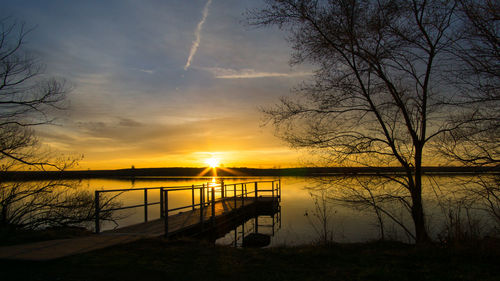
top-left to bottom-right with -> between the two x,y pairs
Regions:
95,180 -> 278,194
95,183 -> 221,193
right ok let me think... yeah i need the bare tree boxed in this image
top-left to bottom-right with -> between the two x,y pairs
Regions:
0,19 -> 120,232
0,18 -> 69,170
431,0 -> 500,239
248,0 -> 474,244
437,0 -> 499,166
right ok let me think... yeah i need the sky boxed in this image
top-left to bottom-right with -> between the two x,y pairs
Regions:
1,0 -> 314,169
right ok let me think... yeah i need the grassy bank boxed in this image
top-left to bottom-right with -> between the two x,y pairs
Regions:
1,238 -> 499,281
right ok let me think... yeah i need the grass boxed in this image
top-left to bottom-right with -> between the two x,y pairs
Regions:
1,238 -> 499,281
0,226 -> 92,246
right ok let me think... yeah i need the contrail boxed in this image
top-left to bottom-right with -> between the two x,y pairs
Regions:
184,0 -> 212,70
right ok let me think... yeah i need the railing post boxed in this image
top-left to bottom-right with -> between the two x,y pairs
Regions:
201,184 -> 205,206
233,184 -> 237,209
94,191 -> 100,234
241,183 -> 244,206
164,190 -> 169,238
221,179 -> 225,199
191,184 -> 195,210
160,187 -> 164,218
272,181 -> 274,198
279,178 -> 282,200
144,189 -> 148,222
255,182 -> 258,201
200,184 -> 204,229
206,183 -> 210,205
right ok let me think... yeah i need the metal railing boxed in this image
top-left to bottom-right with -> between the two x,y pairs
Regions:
94,179 -> 281,234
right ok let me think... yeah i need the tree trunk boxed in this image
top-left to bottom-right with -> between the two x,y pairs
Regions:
412,150 -> 431,244
411,190 -> 430,244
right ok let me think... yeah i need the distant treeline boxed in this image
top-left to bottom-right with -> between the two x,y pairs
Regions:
1,166 -> 499,181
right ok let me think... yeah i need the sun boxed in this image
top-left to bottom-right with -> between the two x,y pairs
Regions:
205,157 -> 220,168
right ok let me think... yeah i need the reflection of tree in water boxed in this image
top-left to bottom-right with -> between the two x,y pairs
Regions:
429,175 -> 500,245
0,180 -> 122,231
304,190 -> 336,245
478,176 -> 500,227
310,176 -> 416,242
308,175 -> 500,243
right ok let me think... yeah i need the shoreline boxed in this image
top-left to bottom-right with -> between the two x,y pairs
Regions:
2,166 -> 498,181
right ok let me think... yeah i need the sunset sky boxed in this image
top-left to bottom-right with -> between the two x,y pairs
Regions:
2,0 -> 315,169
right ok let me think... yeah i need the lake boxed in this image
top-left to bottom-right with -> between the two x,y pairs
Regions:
65,175 -> 496,246
6,175 -> 499,246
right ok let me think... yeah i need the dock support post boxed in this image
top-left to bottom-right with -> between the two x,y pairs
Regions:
191,185 -> 195,210
211,184 -> 216,226
272,213 -> 275,235
234,226 -> 237,247
95,191 -> 100,234
160,188 -> 164,218
144,189 -> 148,222
164,190 -> 169,238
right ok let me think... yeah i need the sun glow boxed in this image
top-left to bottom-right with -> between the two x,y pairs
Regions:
205,157 -> 220,168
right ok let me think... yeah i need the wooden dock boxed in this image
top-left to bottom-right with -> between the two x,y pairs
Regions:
0,180 -> 281,261
96,179 -> 282,238
0,197 -> 280,261
102,196 -> 279,238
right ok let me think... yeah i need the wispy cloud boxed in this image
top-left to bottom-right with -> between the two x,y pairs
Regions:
138,68 -> 154,74
199,67 -> 312,79
184,0 -> 212,70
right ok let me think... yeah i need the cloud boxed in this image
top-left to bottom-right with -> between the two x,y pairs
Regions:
199,67 -> 312,79
138,68 -> 154,74
184,0 -> 212,70
118,118 -> 143,127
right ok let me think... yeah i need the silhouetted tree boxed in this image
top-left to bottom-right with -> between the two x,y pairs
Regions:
0,19 -> 72,169
248,0 -> 481,244
0,19 -> 119,231
437,0 -> 499,166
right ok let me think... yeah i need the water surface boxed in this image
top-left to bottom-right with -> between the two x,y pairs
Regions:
72,175 -> 498,246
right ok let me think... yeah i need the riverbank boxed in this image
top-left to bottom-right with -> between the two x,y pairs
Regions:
1,238 -> 499,281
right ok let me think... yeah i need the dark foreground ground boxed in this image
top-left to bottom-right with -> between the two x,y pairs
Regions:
1,238 -> 499,281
